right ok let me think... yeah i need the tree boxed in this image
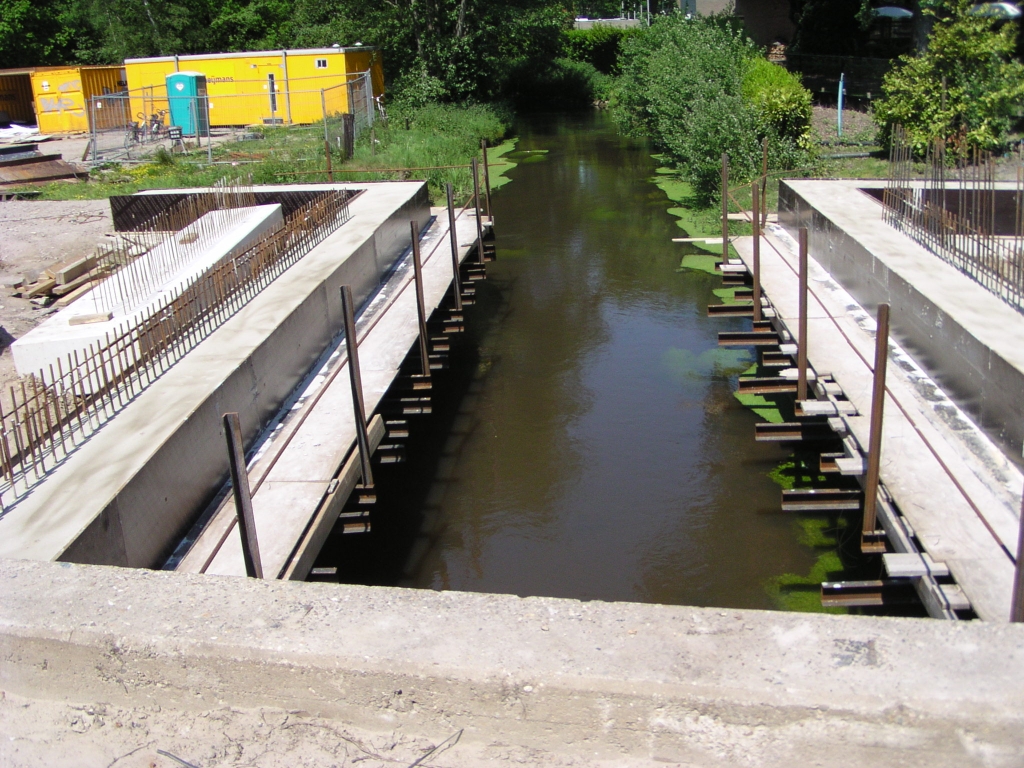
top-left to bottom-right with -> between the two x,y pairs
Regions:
874,0 -> 1024,153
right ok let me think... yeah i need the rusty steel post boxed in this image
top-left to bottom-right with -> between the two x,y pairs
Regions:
446,183 -> 463,312
797,227 -> 809,402
223,412 -> 262,579
410,221 -> 431,377
341,285 -> 374,488
862,303 -> 890,552
752,181 -> 762,323
481,139 -> 492,219
721,153 -> 729,264
472,157 -> 485,265
1012,489 -> 1024,621
325,140 -> 333,182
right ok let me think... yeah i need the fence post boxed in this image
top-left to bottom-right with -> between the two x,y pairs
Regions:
223,412 -> 262,578
862,303 -> 890,554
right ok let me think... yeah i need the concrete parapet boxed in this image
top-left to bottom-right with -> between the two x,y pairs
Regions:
779,179 -> 1024,467
1,558 -> 1023,766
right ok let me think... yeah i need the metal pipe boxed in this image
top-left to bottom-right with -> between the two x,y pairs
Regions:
410,221 -> 431,377
472,157 -> 486,265
721,153 -> 729,264
446,183 -> 463,312
340,285 -> 374,487
1012,489 -> 1024,621
862,303 -> 890,550
797,227 -> 809,402
752,181 -> 762,323
223,411 -> 262,579
481,139 -> 492,219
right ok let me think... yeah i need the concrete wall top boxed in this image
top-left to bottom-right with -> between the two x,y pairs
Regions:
2,558 -> 1023,765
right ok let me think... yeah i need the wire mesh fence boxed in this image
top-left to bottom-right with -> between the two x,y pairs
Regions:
882,125 -> 1024,313
0,186 -> 357,508
87,70 -> 378,165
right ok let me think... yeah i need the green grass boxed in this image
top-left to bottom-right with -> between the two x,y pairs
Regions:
20,102 -> 518,205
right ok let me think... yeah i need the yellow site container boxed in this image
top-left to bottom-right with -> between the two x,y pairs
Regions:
30,65 -> 126,134
124,48 -> 385,128
0,70 -> 35,124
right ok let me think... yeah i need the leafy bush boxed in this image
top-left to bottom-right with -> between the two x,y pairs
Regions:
742,58 -> 812,144
874,0 -> 1024,154
615,14 -> 812,202
562,25 -> 640,74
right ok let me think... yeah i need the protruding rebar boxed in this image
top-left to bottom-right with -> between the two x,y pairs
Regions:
752,181 -> 762,323
410,221 -> 431,377
797,227 -> 809,402
341,285 -> 374,488
223,411 -> 262,579
861,303 -> 890,553
446,183 -> 463,312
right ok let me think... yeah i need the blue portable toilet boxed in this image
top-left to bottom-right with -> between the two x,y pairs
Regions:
166,71 -> 209,137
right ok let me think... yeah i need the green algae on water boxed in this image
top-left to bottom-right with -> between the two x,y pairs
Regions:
765,550 -> 847,614
487,138 -> 520,192
677,253 -> 719,274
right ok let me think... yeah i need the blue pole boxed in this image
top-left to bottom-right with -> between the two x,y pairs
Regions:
837,73 -> 845,138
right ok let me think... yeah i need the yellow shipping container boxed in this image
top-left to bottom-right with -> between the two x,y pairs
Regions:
29,66 -> 126,134
124,48 -> 384,128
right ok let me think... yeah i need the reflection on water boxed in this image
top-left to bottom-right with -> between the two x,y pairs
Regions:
318,111 -> 820,610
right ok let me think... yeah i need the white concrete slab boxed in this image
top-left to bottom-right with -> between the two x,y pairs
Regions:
11,205 -> 283,381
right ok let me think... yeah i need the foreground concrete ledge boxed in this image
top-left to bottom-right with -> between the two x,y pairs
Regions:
1,560 -> 1023,766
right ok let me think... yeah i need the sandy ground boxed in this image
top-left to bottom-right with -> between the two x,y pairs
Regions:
0,690 -> 628,768
0,200 -> 114,404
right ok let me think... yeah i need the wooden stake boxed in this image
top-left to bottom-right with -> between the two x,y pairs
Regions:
223,412 -> 262,579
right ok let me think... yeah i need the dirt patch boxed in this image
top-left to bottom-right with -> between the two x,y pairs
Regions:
811,105 -> 878,148
0,200 -> 113,407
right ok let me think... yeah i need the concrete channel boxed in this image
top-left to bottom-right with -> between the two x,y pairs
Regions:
2,174 -> 1024,766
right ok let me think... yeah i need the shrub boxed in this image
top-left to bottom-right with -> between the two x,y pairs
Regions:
874,0 -> 1024,154
615,14 -> 812,202
742,58 -> 812,145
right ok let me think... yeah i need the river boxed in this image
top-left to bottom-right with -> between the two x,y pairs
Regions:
315,111 -> 822,610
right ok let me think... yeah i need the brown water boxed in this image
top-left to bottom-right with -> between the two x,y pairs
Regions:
318,111 -> 821,609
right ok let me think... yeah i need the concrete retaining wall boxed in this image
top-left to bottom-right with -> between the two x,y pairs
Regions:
779,179 -> 1024,466
0,183 -> 430,569
1,559 -> 1022,766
